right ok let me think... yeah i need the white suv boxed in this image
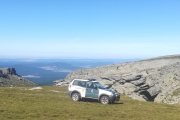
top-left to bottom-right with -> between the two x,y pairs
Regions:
68,79 -> 120,104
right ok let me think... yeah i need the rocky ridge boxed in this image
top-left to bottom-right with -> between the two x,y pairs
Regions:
54,79 -> 69,86
58,55 -> 180,105
0,68 -> 39,87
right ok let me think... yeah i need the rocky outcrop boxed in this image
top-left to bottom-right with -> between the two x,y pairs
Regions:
0,68 -> 39,87
54,79 -> 69,86
62,55 -> 180,105
0,68 -> 17,77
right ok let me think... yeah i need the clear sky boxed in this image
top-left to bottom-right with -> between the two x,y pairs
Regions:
0,0 -> 180,59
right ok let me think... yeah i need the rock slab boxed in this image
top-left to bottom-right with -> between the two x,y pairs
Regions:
58,55 -> 180,105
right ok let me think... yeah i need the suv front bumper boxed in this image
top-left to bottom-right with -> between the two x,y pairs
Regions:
109,94 -> 120,102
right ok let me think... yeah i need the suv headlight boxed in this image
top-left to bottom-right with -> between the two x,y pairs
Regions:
110,93 -> 114,96
114,92 -> 119,96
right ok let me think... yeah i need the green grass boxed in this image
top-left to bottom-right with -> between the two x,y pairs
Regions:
173,88 -> 180,96
0,86 -> 180,120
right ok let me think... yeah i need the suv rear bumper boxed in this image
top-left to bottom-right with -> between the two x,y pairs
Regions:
68,91 -> 72,97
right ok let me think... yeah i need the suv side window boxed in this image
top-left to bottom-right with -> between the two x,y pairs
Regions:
79,81 -> 86,87
72,80 -> 79,85
87,81 -> 95,89
72,80 -> 86,88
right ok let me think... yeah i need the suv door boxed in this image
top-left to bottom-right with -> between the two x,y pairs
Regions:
71,80 -> 86,97
85,81 -> 99,99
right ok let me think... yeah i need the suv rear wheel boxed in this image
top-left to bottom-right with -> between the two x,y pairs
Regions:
71,93 -> 80,101
100,96 -> 109,104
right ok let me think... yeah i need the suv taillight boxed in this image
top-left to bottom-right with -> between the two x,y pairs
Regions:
69,85 -> 71,88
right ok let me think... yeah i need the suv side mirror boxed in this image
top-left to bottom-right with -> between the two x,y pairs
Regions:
95,86 -> 98,89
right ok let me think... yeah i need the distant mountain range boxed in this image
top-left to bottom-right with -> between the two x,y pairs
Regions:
0,59 -> 140,86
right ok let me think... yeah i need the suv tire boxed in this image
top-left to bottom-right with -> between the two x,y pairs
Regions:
71,93 -> 80,101
100,96 -> 109,104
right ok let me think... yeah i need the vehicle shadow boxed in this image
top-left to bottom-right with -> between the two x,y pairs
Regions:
113,102 -> 123,104
81,98 -> 99,103
80,98 -> 123,105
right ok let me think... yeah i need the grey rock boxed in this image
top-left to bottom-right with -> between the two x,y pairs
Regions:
147,85 -> 161,97
54,79 -> 69,86
139,84 -> 150,90
130,78 -> 145,86
61,54 -> 180,104
0,79 -> 3,83
122,74 -> 141,82
0,68 -> 39,87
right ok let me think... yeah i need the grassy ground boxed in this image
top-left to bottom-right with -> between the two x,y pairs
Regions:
173,88 -> 180,96
0,86 -> 180,120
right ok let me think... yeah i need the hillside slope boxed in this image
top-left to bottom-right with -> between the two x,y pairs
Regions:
0,86 -> 180,120
64,55 -> 180,105
0,68 -> 39,87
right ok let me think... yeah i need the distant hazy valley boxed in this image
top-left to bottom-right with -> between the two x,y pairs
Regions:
0,59 -> 139,86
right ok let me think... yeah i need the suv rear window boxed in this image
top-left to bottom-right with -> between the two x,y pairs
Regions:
72,80 -> 79,85
72,80 -> 86,87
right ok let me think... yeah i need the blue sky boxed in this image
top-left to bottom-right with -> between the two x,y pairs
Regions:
0,0 -> 180,59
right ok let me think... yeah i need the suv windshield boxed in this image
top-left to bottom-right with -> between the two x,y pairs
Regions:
94,82 -> 105,89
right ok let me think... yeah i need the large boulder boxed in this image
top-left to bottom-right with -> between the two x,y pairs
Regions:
61,55 -> 180,105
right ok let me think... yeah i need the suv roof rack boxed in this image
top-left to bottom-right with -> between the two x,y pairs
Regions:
88,79 -> 96,81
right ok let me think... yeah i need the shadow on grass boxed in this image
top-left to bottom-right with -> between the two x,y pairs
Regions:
81,98 -> 99,103
113,102 -> 123,104
80,98 -> 123,105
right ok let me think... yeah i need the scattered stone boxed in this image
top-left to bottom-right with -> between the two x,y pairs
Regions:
50,90 -> 59,92
54,79 -> 69,86
29,87 -> 42,90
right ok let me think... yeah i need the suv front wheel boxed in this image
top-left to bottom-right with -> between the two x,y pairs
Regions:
71,93 -> 80,101
100,96 -> 109,104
